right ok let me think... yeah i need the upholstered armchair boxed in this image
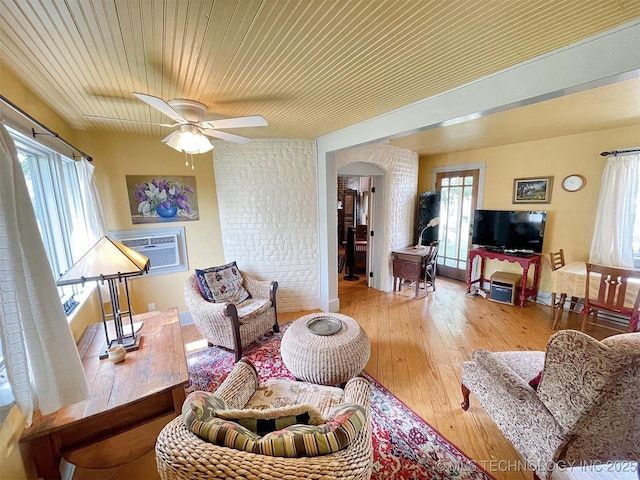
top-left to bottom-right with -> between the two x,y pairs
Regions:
184,268 -> 279,361
460,330 -> 640,480
156,360 -> 373,480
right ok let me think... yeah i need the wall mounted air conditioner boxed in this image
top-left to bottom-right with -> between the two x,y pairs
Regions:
110,227 -> 188,276
120,235 -> 179,270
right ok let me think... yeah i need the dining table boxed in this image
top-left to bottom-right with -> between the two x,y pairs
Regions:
550,261 -> 640,328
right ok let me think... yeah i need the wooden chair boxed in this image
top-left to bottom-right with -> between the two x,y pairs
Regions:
549,249 -> 581,329
580,263 -> 640,333
423,241 -> 439,292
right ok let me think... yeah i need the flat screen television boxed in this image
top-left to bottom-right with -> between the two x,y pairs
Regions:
471,210 -> 547,254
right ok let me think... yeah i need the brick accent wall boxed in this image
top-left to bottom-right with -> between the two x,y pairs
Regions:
336,143 -> 418,290
213,139 -> 319,312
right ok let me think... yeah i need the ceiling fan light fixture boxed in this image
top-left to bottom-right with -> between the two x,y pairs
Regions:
163,126 -> 213,154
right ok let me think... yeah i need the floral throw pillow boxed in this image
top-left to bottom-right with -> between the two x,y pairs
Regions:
194,268 -> 216,301
195,261 -> 250,305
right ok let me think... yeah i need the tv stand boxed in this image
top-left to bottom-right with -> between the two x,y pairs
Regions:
467,247 -> 541,307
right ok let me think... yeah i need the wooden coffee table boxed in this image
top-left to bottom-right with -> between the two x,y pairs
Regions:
20,307 -> 189,480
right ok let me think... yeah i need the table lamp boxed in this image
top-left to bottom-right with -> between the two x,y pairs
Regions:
415,217 -> 440,249
56,236 -> 150,359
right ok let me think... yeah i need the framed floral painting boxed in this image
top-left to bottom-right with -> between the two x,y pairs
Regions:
126,175 -> 199,224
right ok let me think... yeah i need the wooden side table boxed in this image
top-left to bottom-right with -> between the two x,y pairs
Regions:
391,246 -> 432,297
467,248 -> 542,307
20,307 -> 189,480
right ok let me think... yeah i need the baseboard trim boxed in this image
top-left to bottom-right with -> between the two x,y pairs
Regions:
60,459 -> 75,480
179,310 -> 193,326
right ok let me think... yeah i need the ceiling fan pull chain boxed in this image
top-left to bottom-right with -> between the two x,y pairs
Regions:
184,151 -> 189,167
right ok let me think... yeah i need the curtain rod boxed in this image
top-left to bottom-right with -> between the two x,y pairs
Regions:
600,147 -> 640,157
0,94 -> 92,161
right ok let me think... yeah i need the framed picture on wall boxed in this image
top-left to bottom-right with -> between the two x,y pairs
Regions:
126,175 -> 199,224
512,176 -> 553,204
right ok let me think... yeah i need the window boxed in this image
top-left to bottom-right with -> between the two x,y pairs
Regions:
0,355 -> 12,422
2,124 -> 101,422
633,191 -> 640,268
591,151 -> 640,268
2,127 -> 98,418
634,185 -> 640,268
7,126 -> 94,311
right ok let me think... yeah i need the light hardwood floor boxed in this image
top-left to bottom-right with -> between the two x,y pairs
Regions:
73,275 -> 614,480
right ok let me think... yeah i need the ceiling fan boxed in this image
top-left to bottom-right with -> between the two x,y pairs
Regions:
85,92 -> 267,154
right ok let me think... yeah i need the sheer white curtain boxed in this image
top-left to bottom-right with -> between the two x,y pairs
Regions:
75,156 -> 111,302
75,157 -> 108,241
589,151 -> 640,268
0,118 -> 88,425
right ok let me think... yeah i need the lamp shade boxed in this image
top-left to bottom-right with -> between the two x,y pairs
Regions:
163,127 -> 213,154
56,236 -> 150,286
57,236 -> 150,359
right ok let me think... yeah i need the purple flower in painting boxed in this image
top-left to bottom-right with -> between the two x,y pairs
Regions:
134,178 -> 194,216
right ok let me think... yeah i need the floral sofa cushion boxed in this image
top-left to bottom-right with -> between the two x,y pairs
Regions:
182,391 -> 366,457
194,261 -> 250,304
246,379 -> 346,418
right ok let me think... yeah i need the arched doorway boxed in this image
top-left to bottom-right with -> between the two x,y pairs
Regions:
337,162 -> 386,291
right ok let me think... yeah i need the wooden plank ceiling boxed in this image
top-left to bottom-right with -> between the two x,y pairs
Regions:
0,0 -> 638,151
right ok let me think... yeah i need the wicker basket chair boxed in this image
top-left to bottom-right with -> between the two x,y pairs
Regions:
156,360 -> 373,480
184,271 -> 279,362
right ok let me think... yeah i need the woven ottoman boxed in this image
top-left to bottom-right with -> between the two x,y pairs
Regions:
281,312 -> 370,385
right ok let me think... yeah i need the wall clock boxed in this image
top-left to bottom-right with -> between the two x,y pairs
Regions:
561,174 -> 586,192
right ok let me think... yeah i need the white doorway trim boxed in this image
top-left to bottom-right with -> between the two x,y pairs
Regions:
431,162 -> 487,208
338,163 -> 386,290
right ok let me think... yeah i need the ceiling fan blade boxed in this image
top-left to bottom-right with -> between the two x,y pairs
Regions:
202,115 -> 267,129
202,128 -> 253,144
84,114 -> 176,128
133,92 -> 187,123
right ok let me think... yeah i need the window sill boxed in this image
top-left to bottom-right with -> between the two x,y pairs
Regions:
0,401 -> 14,424
0,371 -> 15,424
66,283 -> 96,324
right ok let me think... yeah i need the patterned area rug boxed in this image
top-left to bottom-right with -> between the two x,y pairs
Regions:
186,325 -> 494,480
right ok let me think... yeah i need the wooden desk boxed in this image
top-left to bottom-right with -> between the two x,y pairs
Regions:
467,248 -> 542,307
20,307 -> 188,479
392,246 -> 432,297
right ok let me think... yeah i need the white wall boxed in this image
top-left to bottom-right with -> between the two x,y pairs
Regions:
213,138 -> 319,312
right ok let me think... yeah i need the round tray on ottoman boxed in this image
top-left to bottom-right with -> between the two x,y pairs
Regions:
281,312 -> 370,385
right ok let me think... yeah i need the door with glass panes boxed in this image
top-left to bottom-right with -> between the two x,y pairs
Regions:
435,170 -> 479,281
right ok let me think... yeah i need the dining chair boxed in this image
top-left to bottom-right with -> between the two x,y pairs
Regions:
423,241 -> 440,292
549,249 -> 581,329
580,263 -> 640,333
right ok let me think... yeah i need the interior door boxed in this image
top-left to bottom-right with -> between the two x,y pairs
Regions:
343,189 -> 356,242
434,169 -> 479,281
